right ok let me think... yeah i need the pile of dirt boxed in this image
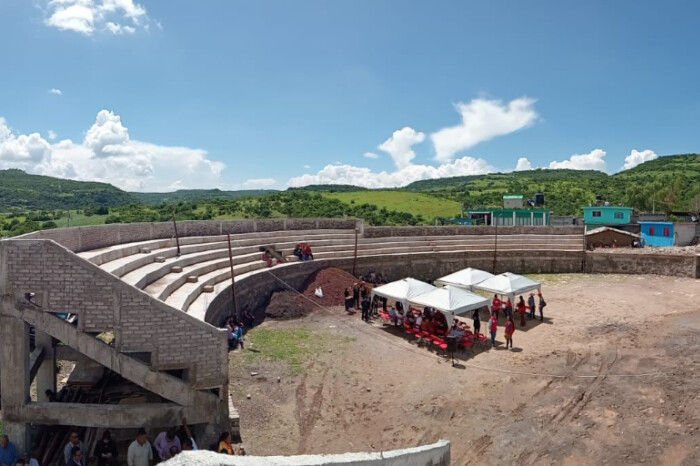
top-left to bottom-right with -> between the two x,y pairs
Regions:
265,291 -> 309,320
300,267 -> 359,307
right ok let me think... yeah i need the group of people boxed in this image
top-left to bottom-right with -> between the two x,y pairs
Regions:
344,280 -> 386,322
485,292 -> 546,349
225,315 -> 247,350
292,243 -> 314,261
0,418 -> 244,466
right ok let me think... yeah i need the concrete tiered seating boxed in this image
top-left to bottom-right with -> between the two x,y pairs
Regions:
80,229 -> 583,320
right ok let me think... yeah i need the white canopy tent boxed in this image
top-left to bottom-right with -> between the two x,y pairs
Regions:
408,285 -> 489,326
370,278 -> 436,311
434,268 -> 494,291
472,272 -> 541,302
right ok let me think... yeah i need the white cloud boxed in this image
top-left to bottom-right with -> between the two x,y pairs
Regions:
241,178 -> 277,189
515,157 -> 533,171
0,110 -> 225,192
287,156 -> 495,189
363,151 -> 379,159
548,149 -> 607,171
47,130 -> 58,140
430,97 -> 538,163
49,88 -> 63,96
43,0 -> 151,35
303,164 -> 311,169
105,21 -> 135,34
377,126 -> 425,169
622,149 -> 657,170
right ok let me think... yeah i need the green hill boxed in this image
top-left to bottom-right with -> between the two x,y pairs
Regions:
403,155 -> 700,215
132,188 -> 278,204
0,169 -> 136,211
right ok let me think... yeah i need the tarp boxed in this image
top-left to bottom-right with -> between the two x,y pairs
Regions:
370,278 -> 436,310
408,285 -> 489,326
473,272 -> 541,302
434,268 -> 494,290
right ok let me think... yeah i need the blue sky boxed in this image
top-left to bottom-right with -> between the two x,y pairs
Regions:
1,1 -> 699,191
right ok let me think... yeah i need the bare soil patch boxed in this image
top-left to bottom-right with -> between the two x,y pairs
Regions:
230,274 -> 700,465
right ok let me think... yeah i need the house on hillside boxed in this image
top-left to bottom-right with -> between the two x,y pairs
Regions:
585,227 -> 640,249
582,205 -> 635,232
467,194 -> 551,226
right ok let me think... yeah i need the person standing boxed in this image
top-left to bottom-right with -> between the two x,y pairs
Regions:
490,295 -> 501,319
361,294 -> 371,322
0,435 -> 17,466
94,430 -> 119,466
504,315 -> 515,349
64,431 -> 85,466
352,283 -> 360,310
538,292 -> 547,321
66,447 -> 83,466
527,293 -> 536,320
472,308 -> 481,335
516,296 -> 527,327
488,312 -> 498,347
127,429 -> 153,466
153,428 -> 181,462
218,432 -> 234,455
181,418 -> 198,451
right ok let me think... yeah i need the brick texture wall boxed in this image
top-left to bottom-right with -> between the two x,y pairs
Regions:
1,239 -> 227,388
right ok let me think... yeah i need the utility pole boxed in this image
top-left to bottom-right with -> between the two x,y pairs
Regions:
171,210 -> 181,256
352,229 -> 359,277
227,234 -> 238,318
492,215 -> 498,274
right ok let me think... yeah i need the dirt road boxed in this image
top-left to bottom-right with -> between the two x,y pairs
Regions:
229,274 -> 700,465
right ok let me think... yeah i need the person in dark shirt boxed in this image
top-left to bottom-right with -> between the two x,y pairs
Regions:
527,293 -> 536,320
94,430 -> 119,466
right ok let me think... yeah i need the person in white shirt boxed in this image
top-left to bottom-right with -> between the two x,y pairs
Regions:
127,429 -> 153,466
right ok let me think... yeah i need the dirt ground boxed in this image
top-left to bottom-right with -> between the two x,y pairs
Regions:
229,273 -> 700,465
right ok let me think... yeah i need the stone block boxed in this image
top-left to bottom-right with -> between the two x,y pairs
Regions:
186,275 -> 199,283
155,256 -> 166,263
202,285 -> 215,293
171,266 -> 184,273
139,247 -> 152,254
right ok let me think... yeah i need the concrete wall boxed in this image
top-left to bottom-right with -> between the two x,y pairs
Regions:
162,440 -> 450,466
584,252 -> 700,278
17,218 -> 361,253
675,223 -> 698,246
363,225 -> 584,238
0,239 -> 227,388
206,250 -> 585,326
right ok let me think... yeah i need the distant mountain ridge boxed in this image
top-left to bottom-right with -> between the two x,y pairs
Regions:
0,169 -> 136,211
132,188 -> 278,204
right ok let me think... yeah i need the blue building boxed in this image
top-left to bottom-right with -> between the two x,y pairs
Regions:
639,221 -> 674,247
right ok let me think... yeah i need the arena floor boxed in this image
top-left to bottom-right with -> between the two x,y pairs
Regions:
229,273 -> 700,465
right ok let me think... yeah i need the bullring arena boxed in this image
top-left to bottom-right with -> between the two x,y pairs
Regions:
1,219 -> 699,465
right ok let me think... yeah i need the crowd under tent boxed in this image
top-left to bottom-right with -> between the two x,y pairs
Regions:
434,267 -> 495,291
371,277 -> 436,311
408,285 -> 489,327
473,272 -> 541,302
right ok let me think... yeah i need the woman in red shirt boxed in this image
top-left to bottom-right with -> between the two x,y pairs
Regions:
491,295 -> 501,319
504,315 -> 515,349
488,312 -> 498,347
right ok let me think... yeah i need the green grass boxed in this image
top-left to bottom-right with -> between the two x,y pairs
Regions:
322,190 -> 462,219
240,328 -> 346,374
53,212 -> 109,228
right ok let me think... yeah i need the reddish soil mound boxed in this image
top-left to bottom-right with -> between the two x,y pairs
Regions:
300,267 -> 359,307
265,291 -> 308,320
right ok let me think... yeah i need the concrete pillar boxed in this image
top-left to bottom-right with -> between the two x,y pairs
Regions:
0,312 -> 31,451
35,330 -> 56,401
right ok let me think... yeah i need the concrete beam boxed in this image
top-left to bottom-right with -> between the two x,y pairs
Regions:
20,402 -> 213,428
9,304 -> 218,411
29,346 -> 45,383
55,345 -> 92,363
0,313 -> 31,450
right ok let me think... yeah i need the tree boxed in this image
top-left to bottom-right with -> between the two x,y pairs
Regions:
689,193 -> 700,220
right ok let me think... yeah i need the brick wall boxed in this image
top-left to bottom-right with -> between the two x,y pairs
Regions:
584,252 -> 700,278
0,239 -> 227,388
